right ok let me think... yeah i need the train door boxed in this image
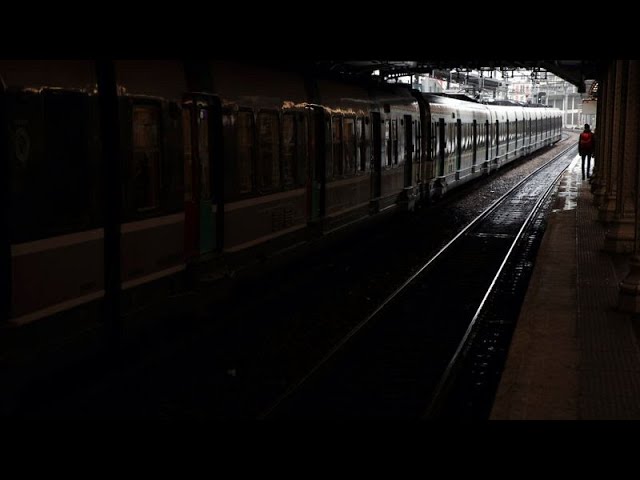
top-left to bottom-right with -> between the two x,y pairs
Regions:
371,112 -> 382,204
403,114 -> 413,188
182,93 -> 221,259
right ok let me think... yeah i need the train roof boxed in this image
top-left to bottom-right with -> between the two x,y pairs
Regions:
421,92 -> 480,104
483,100 -> 526,107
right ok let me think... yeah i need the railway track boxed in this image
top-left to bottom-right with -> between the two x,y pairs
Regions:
260,143 -> 578,418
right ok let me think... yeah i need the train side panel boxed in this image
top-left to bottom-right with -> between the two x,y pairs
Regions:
3,60 -> 104,324
372,88 -> 420,212
212,62 -> 310,257
115,60 -> 187,294
315,79 -> 374,231
2,61 -> 565,327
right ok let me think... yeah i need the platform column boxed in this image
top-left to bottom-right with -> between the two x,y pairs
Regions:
598,61 -> 624,222
97,60 -> 123,348
618,61 -> 640,312
604,61 -> 636,253
590,67 -> 606,192
0,78 -> 9,322
592,62 -> 613,206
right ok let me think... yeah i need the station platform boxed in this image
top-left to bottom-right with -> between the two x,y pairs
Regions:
490,154 -> 640,420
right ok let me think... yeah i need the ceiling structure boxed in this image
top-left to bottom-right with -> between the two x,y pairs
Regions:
309,60 -> 603,93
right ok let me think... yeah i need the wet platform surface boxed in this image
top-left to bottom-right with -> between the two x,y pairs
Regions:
490,154 -> 640,420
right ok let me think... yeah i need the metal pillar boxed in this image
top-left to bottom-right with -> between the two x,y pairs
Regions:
618,60 -> 640,312
590,73 -> 605,190
0,78 -> 9,322
605,61 -> 636,253
592,64 -> 611,203
96,60 -> 122,347
599,60 -> 624,223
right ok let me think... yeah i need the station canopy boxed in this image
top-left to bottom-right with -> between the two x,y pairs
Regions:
290,60 -> 602,94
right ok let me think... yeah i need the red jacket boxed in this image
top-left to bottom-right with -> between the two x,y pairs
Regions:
579,131 -> 594,155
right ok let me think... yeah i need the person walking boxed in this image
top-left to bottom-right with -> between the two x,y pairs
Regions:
579,123 -> 595,180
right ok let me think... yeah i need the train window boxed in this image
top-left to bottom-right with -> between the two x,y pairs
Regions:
472,123 -> 476,148
431,122 -> 437,160
356,117 -> 362,171
399,118 -> 407,165
182,108 -> 193,202
448,123 -> 455,156
485,121 -> 490,159
385,120 -> 391,166
325,118 -> 333,180
464,124 -> 469,151
198,107 -> 210,199
358,116 -> 371,172
411,120 -> 416,160
41,89 -> 92,232
469,124 -> 474,149
364,116 -> 371,171
378,119 -> 385,166
445,123 -> 450,155
296,114 -> 308,185
392,119 -> 399,165
412,121 -> 418,182
332,116 -> 343,177
343,117 -> 356,175
236,111 -> 254,194
257,111 -> 280,190
282,113 -> 296,187
132,104 -> 162,211
7,92 -> 36,241
415,120 -> 421,165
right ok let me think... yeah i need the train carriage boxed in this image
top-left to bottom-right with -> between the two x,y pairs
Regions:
5,62 -> 103,324
1,60 -> 563,326
210,61 -> 310,258
114,60 -> 187,303
313,78 -> 376,232
420,94 -> 492,196
369,85 -> 421,213
3,60 -> 191,324
453,99 -> 490,182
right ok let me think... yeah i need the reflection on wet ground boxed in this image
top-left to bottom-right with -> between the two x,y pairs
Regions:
553,154 -> 581,212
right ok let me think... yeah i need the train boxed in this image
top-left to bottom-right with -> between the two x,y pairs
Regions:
0,60 -> 562,326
